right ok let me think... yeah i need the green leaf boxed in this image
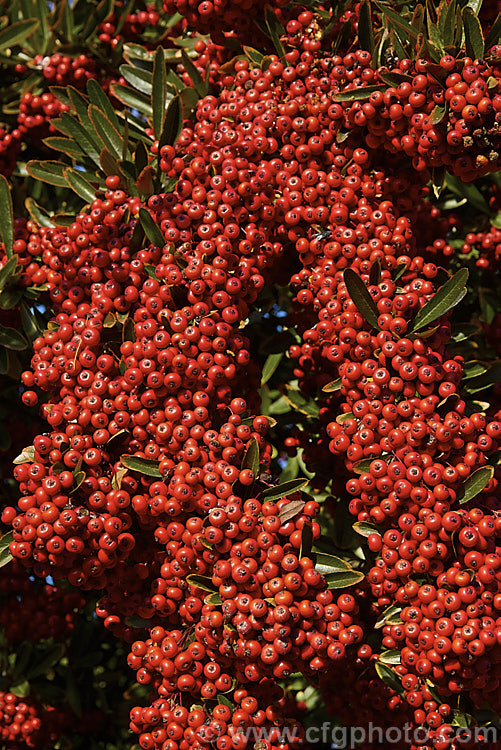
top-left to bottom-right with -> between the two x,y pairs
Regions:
89,105 -> 124,159
110,84 -> 153,117
260,478 -> 309,502
0,18 -> 39,50
0,530 -> 13,568
0,256 -> 19,292
158,95 -> 182,151
463,7 -> 484,59
375,603 -> 402,629
326,569 -> 365,588
0,176 -> 13,258
26,161 -> 68,188
152,46 -> 167,140
408,268 -> 468,332
0,327 -> 28,350
375,662 -> 404,695
429,104 -> 446,125
181,50 -> 208,98
120,455 -> 162,477
138,208 -> 165,248
264,5 -> 286,58
353,521 -> 379,538
379,650 -> 401,665
353,458 -> 377,474
205,592 -> 223,605
186,574 -> 217,592
243,45 -> 264,66
20,301 -> 43,341
51,114 -> 101,166
375,1 -> 419,39
241,437 -> 260,475
314,553 -> 351,575
13,445 -> 35,464
261,352 -> 283,384
358,0 -> 375,56
86,79 -> 122,133
24,198 -> 54,228
299,523 -> 313,558
10,680 -> 29,698
332,84 -> 386,102
120,64 -> 153,96
63,168 -> 97,203
445,175 -> 489,214
283,386 -> 320,418
441,0 -> 458,46
344,268 -> 380,329
322,378 -> 342,393
458,466 -> 494,505
485,12 -> 501,49
462,360 -> 489,379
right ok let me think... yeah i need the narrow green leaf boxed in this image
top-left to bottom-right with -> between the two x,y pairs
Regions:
462,360 -> 489,379
0,327 -> 28,350
186,574 -> 217,593
300,523 -> 313,558
86,79 -> 122,132
358,0 -> 375,56
379,650 -> 401,665
261,352 -> 283,384
326,569 -> 365,588
375,662 -> 404,695
485,12 -> 501,50
89,105 -> 124,159
463,7 -> 484,59
158,95 -> 182,150
441,0 -> 457,46
120,64 -> 152,95
20,301 -> 42,341
63,168 -> 97,203
332,84 -> 386,102
322,378 -> 342,393
138,208 -> 165,249
283,387 -> 320,418
26,161 -> 68,188
42,136 -> 86,159
0,19 -> 39,50
375,603 -> 402,628
120,455 -> 162,477
344,268 -> 381,329
0,530 -> 13,554
241,436 -> 260,475
409,268 -> 468,332
314,553 -> 351,575
374,1 -> 419,39
110,84 -> 153,117
12,445 -> 35,464
52,113 -> 102,165
260,478 -> 309,502
205,592 -> 223,605
181,50 -> 208,97
152,46 -> 167,140
10,680 -> 29,698
243,45 -> 264,66
0,256 -> 19,292
458,466 -> 494,505
353,521 -> 379,538
0,176 -> 14,258
429,104 -> 446,125
369,258 -> 381,286
264,5 -> 286,58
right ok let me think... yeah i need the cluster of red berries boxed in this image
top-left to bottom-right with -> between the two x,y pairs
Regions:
161,0 -> 289,44
0,560 -> 84,643
2,3 -> 501,749
0,693 -> 50,749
